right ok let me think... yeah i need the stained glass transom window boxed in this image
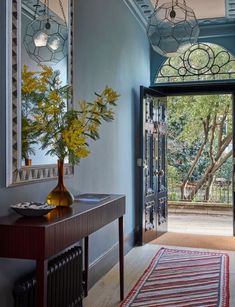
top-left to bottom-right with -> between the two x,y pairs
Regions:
156,43 -> 235,83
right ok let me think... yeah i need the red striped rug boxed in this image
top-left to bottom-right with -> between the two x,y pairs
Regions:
121,248 -> 229,307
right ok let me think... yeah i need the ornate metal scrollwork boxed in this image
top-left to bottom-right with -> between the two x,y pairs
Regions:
156,43 -> 235,83
158,197 -> 167,225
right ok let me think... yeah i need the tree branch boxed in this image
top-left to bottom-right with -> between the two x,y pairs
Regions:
180,116 -> 210,199
218,104 -> 230,150
215,132 -> 232,161
209,114 -> 217,164
212,150 -> 232,174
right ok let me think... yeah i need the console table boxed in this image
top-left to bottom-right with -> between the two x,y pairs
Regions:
0,194 -> 125,307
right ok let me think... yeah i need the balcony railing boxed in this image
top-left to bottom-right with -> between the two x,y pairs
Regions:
168,177 -> 232,204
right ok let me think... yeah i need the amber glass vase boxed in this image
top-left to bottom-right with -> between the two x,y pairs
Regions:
47,159 -> 74,207
25,158 -> 32,166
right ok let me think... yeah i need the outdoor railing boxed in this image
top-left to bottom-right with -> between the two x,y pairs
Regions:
168,177 -> 232,204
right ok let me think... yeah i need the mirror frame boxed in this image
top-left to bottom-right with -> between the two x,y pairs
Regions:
6,0 -> 74,186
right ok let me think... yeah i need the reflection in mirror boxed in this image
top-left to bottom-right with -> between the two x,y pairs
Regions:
21,0 -> 69,166
6,0 -> 73,186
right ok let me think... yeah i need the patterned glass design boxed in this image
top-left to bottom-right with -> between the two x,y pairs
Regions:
156,43 -> 235,83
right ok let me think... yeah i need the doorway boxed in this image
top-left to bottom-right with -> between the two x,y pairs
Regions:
167,93 -> 233,236
135,83 -> 235,246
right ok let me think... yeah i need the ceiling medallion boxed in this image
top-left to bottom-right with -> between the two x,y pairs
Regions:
147,0 -> 200,57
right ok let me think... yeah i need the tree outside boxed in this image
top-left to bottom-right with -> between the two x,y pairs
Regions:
157,43 -> 235,205
168,94 -> 232,203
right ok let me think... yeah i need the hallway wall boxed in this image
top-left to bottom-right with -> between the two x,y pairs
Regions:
0,0 -> 150,305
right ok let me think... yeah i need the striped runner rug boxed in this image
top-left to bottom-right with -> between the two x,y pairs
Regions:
120,248 -> 229,307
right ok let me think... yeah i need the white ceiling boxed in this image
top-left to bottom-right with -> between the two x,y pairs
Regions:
151,0 -> 226,19
46,0 -> 69,21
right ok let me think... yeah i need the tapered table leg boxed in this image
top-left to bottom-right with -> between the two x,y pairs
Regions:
119,216 -> 124,300
84,236 -> 89,297
36,259 -> 48,307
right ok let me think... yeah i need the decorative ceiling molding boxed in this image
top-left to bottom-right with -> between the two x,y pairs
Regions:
123,0 -> 154,29
125,0 -> 235,31
226,0 -> 235,18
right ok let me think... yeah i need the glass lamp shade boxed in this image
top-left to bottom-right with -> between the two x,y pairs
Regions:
147,1 -> 200,57
24,15 -> 68,64
33,31 -> 48,47
48,35 -> 61,51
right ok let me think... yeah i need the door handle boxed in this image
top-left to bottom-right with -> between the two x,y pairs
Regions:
154,169 -> 164,176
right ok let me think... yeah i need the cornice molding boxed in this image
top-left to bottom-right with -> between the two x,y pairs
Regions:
199,18 -> 235,39
123,0 -> 154,30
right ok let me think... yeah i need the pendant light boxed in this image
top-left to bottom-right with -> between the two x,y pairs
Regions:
24,0 -> 68,64
147,0 -> 200,57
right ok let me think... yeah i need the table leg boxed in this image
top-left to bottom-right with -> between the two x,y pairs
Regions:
84,236 -> 89,297
119,216 -> 124,301
36,259 -> 48,307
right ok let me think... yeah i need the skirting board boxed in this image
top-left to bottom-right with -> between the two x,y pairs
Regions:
88,230 -> 135,289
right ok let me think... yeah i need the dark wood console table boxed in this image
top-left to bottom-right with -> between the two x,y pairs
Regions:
0,194 -> 125,307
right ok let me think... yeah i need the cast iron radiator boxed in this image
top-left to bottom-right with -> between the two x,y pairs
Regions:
13,246 -> 83,307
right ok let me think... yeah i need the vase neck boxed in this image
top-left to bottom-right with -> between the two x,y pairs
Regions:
57,159 -> 64,184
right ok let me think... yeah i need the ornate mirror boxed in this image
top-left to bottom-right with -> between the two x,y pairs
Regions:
6,0 -> 74,186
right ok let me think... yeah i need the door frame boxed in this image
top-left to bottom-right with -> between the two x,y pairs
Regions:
151,81 -> 235,236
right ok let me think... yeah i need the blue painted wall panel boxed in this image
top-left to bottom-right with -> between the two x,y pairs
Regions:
0,0 -> 150,305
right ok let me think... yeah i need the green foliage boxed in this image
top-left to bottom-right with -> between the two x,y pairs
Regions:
168,94 -> 232,183
168,165 -> 180,185
216,156 -> 233,180
168,95 -> 232,144
21,65 -> 120,164
21,115 -> 37,160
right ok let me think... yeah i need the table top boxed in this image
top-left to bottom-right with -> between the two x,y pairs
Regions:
0,194 -> 125,227
0,194 -> 125,260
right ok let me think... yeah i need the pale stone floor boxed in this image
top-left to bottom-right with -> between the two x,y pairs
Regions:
169,212 -> 233,236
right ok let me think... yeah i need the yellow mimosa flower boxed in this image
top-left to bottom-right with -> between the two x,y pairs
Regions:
22,64 -> 120,164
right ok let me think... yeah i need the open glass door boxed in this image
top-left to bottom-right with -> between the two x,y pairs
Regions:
136,86 -> 168,244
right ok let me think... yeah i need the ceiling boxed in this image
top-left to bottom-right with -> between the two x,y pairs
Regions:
150,0 -> 226,19
22,0 -> 69,21
48,0 -> 68,20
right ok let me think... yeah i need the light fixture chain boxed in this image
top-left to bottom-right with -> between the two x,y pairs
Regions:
43,0 -> 49,17
58,0 -> 67,26
154,0 -> 160,11
47,0 -> 50,17
34,0 -> 40,20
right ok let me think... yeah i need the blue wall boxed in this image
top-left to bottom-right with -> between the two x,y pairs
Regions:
0,0 -> 150,306
72,0 -> 150,263
150,18 -> 235,84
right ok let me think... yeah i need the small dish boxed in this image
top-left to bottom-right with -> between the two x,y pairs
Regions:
11,202 -> 56,217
